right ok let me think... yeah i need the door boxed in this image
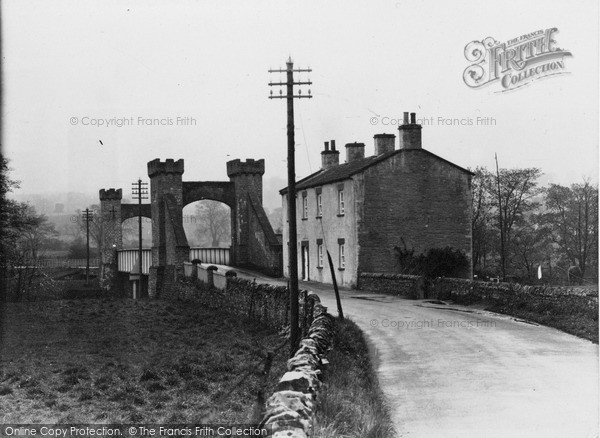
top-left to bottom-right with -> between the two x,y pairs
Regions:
301,245 -> 309,281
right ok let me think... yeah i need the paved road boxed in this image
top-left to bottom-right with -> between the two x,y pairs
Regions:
227,267 -> 599,438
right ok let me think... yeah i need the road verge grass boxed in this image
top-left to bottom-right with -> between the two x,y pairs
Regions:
484,298 -> 598,343
314,317 -> 395,438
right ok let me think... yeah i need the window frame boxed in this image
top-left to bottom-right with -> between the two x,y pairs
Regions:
338,189 -> 345,216
301,192 -> 308,219
317,243 -> 323,268
339,243 -> 345,269
316,192 -> 323,217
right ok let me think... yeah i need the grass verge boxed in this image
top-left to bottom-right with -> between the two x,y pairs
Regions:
314,317 -> 395,438
485,299 -> 598,344
0,298 -> 288,423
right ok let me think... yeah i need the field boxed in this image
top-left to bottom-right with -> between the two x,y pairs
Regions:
0,298 -> 288,423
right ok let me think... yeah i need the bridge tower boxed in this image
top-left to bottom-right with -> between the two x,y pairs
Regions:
98,188 -> 123,291
147,159 -> 189,298
227,158 -> 270,267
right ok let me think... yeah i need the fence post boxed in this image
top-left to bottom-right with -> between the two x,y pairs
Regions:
206,265 -> 218,288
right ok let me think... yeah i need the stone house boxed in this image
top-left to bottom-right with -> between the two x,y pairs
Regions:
280,112 -> 473,287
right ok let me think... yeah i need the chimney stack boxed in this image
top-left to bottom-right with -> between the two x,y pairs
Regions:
321,140 -> 340,169
374,134 -> 396,155
345,142 -> 365,162
398,111 -> 422,149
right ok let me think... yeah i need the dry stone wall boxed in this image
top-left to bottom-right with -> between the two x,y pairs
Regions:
260,294 -> 335,438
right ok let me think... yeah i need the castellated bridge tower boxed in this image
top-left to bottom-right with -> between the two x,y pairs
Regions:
99,188 -> 123,291
227,159 -> 271,268
97,156 -> 282,296
147,159 -> 189,298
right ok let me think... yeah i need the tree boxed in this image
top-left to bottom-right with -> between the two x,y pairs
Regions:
509,215 -> 552,283
0,156 -> 55,300
267,207 -> 283,234
470,167 -> 496,276
194,201 -> 231,247
486,167 -> 543,279
18,205 -> 59,259
541,180 -> 598,280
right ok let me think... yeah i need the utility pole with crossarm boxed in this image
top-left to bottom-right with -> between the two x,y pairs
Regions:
268,57 -> 312,355
132,178 -> 148,298
81,208 -> 94,285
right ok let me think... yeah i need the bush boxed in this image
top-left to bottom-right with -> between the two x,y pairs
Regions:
421,247 -> 469,279
394,242 -> 469,279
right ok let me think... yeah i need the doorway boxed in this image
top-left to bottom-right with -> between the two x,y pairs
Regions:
301,242 -> 309,281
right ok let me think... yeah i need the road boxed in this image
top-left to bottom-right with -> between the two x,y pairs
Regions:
228,267 -> 599,438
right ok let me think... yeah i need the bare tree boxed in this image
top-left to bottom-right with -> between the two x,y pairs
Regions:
486,167 -> 542,279
510,216 -> 552,282
541,180 -> 598,280
18,205 -> 59,260
194,201 -> 231,247
267,207 -> 283,234
470,167 -> 496,275
1,156 -> 58,300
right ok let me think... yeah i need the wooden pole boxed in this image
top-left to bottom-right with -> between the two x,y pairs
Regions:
327,250 -> 344,319
138,179 -> 143,298
85,208 -> 90,285
286,58 -> 300,355
268,58 -> 312,356
495,153 -> 505,281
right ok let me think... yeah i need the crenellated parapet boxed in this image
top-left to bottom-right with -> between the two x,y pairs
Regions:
99,188 -> 123,201
148,158 -> 184,177
226,159 -> 265,178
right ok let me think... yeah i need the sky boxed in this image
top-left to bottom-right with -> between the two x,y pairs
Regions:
2,0 -> 598,212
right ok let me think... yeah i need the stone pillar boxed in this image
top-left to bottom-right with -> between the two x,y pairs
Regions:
226,159 -> 265,267
99,188 -> 123,292
147,159 -> 186,298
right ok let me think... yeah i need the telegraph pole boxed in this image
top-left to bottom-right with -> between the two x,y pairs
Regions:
81,208 -> 94,285
269,57 -> 312,355
495,153 -> 505,281
132,178 -> 148,298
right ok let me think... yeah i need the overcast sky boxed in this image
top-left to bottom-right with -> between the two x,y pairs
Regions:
2,0 -> 598,211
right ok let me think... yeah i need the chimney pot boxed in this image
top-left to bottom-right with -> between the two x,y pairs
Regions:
321,139 -> 340,169
403,112 -> 409,124
398,115 -> 422,150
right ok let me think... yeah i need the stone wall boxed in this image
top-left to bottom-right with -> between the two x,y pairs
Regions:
358,272 -> 425,298
260,294 -> 335,437
357,273 -> 598,319
435,277 -> 599,316
175,267 -> 336,437
178,268 -> 321,332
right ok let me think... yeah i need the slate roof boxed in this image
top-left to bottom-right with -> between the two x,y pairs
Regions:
279,148 -> 473,194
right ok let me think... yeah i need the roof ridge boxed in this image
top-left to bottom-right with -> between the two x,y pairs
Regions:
279,148 -> 472,194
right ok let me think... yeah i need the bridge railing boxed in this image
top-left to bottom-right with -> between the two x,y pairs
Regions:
189,247 -> 231,265
116,247 -> 231,274
117,249 -> 152,274
37,258 -> 100,268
